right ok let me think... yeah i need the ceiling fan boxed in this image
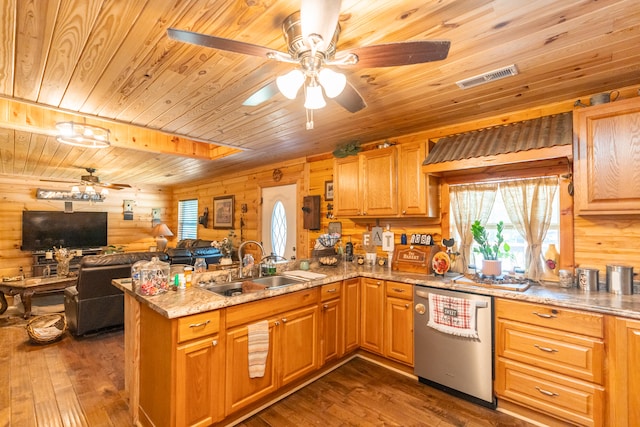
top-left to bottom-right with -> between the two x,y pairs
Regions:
167,0 -> 450,128
41,168 -> 132,191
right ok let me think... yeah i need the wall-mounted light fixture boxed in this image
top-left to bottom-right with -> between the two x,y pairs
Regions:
55,121 -> 111,148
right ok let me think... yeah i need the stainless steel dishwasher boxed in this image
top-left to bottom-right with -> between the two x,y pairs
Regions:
413,285 -> 495,408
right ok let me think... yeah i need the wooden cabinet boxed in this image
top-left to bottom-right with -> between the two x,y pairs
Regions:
360,278 -> 385,354
333,155 -> 361,217
573,97 -> 640,214
224,289 -> 319,415
384,281 -> 413,365
398,141 -> 440,217
320,281 -> 342,364
608,316 -> 640,427
343,278 -> 360,353
495,299 -> 605,426
138,307 -> 224,427
360,147 -> 398,216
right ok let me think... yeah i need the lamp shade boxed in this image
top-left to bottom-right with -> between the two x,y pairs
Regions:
304,84 -> 326,110
276,69 -> 305,99
152,223 -> 173,237
318,68 -> 346,98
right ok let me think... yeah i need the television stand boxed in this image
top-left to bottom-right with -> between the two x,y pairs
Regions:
31,248 -> 101,277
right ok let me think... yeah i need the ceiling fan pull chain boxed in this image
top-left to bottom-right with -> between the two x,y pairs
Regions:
306,109 -> 314,130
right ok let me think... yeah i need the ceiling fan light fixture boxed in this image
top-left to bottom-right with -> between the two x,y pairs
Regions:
276,69 -> 305,99
71,186 -> 80,194
318,68 -> 346,98
304,83 -> 326,110
55,121 -> 111,149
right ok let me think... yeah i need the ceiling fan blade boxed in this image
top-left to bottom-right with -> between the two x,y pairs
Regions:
334,81 -> 366,113
342,40 -> 450,68
300,0 -> 342,49
40,178 -> 78,184
167,28 -> 279,59
102,183 -> 131,190
243,80 -> 279,106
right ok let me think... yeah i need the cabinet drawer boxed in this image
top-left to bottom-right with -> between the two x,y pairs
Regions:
497,319 -> 604,384
226,288 -> 319,328
178,310 -> 221,343
321,282 -> 341,301
385,281 -> 412,300
496,358 -> 604,427
496,299 -> 604,338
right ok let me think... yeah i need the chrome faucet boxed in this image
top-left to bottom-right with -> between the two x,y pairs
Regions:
237,240 -> 265,278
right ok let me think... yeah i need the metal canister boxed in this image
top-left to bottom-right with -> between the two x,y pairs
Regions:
606,265 -> 634,295
576,267 -> 599,292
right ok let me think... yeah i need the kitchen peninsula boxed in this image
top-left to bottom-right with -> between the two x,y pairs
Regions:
113,264 -> 640,427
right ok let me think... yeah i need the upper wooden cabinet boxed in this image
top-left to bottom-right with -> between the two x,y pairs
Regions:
573,97 -> 640,214
334,143 -> 439,218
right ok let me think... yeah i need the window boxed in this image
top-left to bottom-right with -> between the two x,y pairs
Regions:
271,201 -> 287,258
178,199 -> 198,240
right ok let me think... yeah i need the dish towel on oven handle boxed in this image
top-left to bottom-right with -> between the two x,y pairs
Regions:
248,320 -> 269,378
427,293 -> 479,339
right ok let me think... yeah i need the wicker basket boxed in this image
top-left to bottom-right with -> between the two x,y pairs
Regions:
26,313 -> 67,344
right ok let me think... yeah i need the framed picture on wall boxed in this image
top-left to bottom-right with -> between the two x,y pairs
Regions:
325,181 -> 334,201
213,195 -> 234,229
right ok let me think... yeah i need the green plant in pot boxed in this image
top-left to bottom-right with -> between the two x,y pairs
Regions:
471,220 -> 511,276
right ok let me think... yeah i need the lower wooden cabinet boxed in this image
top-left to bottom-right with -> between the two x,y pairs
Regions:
320,281 -> 342,364
384,281 -> 413,365
360,278 -> 385,354
343,278 -> 360,353
609,316 -> 640,427
138,306 -> 224,427
224,290 -> 320,415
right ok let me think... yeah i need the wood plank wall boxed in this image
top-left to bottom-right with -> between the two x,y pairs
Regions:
0,176 -> 171,277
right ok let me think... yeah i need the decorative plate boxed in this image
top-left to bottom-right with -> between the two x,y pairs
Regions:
432,251 -> 451,275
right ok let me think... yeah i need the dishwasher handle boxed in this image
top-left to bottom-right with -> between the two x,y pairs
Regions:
415,289 -> 489,308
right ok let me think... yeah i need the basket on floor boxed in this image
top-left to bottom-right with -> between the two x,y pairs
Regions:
26,313 -> 67,344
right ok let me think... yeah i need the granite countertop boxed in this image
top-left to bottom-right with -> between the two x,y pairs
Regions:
112,263 -> 640,321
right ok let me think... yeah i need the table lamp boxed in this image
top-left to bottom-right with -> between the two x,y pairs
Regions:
151,223 -> 173,252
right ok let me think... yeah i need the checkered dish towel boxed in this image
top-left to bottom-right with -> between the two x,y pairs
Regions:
427,293 -> 479,339
247,320 -> 269,378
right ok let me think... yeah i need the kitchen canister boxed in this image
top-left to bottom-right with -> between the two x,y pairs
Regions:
576,267 -> 599,291
606,264 -> 634,295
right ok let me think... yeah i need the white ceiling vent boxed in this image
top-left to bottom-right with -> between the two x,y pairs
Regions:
456,64 -> 518,89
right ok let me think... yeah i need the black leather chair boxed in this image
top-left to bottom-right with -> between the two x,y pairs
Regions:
64,251 -> 168,336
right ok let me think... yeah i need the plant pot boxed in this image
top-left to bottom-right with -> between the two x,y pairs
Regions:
482,259 -> 502,277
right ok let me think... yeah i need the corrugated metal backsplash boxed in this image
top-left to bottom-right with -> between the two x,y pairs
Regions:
423,112 -> 572,165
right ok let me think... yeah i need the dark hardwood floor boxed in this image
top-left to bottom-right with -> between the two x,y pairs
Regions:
1,300 -> 533,427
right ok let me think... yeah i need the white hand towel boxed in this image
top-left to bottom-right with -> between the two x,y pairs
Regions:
427,293 -> 479,339
247,320 -> 269,378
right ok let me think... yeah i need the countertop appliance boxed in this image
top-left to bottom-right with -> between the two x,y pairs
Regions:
414,285 -> 495,408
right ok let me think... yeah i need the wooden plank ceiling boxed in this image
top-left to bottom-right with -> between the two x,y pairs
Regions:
0,0 -> 638,188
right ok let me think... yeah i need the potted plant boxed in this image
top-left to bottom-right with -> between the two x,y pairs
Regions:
471,220 -> 511,276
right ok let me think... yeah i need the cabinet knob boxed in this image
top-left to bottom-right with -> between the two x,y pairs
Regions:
282,318 -> 287,323
274,321 -> 280,326
402,210 -> 406,214
323,304 -> 329,309
405,303 -> 409,308
212,339 -> 218,347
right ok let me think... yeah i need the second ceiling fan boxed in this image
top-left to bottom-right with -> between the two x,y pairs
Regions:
168,0 -> 450,128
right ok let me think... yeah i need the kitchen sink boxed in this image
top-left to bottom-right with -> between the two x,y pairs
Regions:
203,275 -> 306,297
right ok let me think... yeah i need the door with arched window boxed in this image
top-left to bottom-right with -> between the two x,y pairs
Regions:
261,184 -> 297,260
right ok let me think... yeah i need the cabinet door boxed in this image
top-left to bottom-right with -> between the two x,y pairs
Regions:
176,335 -> 224,427
334,156 -> 361,217
398,141 -> 440,217
384,297 -> 414,366
225,321 -> 277,415
343,278 -> 360,353
279,305 -> 319,385
573,97 -> 640,214
610,317 -> 640,427
361,147 -> 398,216
320,297 -> 341,364
360,278 -> 384,354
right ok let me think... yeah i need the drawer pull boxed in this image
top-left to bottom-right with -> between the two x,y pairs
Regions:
534,344 -> 558,353
392,288 -> 405,293
327,288 -> 337,293
535,386 -> 559,397
323,303 -> 329,309
212,339 -> 218,347
532,311 -> 556,319
189,320 -> 211,328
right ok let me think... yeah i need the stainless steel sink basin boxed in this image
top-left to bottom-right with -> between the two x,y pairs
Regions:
202,275 -> 305,297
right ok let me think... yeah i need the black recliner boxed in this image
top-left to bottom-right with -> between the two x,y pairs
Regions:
64,251 -> 168,336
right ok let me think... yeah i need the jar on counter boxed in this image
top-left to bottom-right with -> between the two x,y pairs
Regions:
137,256 -> 170,296
194,257 -> 207,273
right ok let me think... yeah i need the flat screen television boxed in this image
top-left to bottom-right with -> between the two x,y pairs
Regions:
21,211 -> 108,251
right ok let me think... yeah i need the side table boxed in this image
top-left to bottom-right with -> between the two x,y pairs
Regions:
0,275 -> 78,318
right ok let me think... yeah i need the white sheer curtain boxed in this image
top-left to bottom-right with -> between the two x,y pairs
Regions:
500,176 -> 558,280
449,183 -> 498,273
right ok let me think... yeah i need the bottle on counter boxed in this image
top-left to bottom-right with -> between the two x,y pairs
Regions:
183,266 -> 193,287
